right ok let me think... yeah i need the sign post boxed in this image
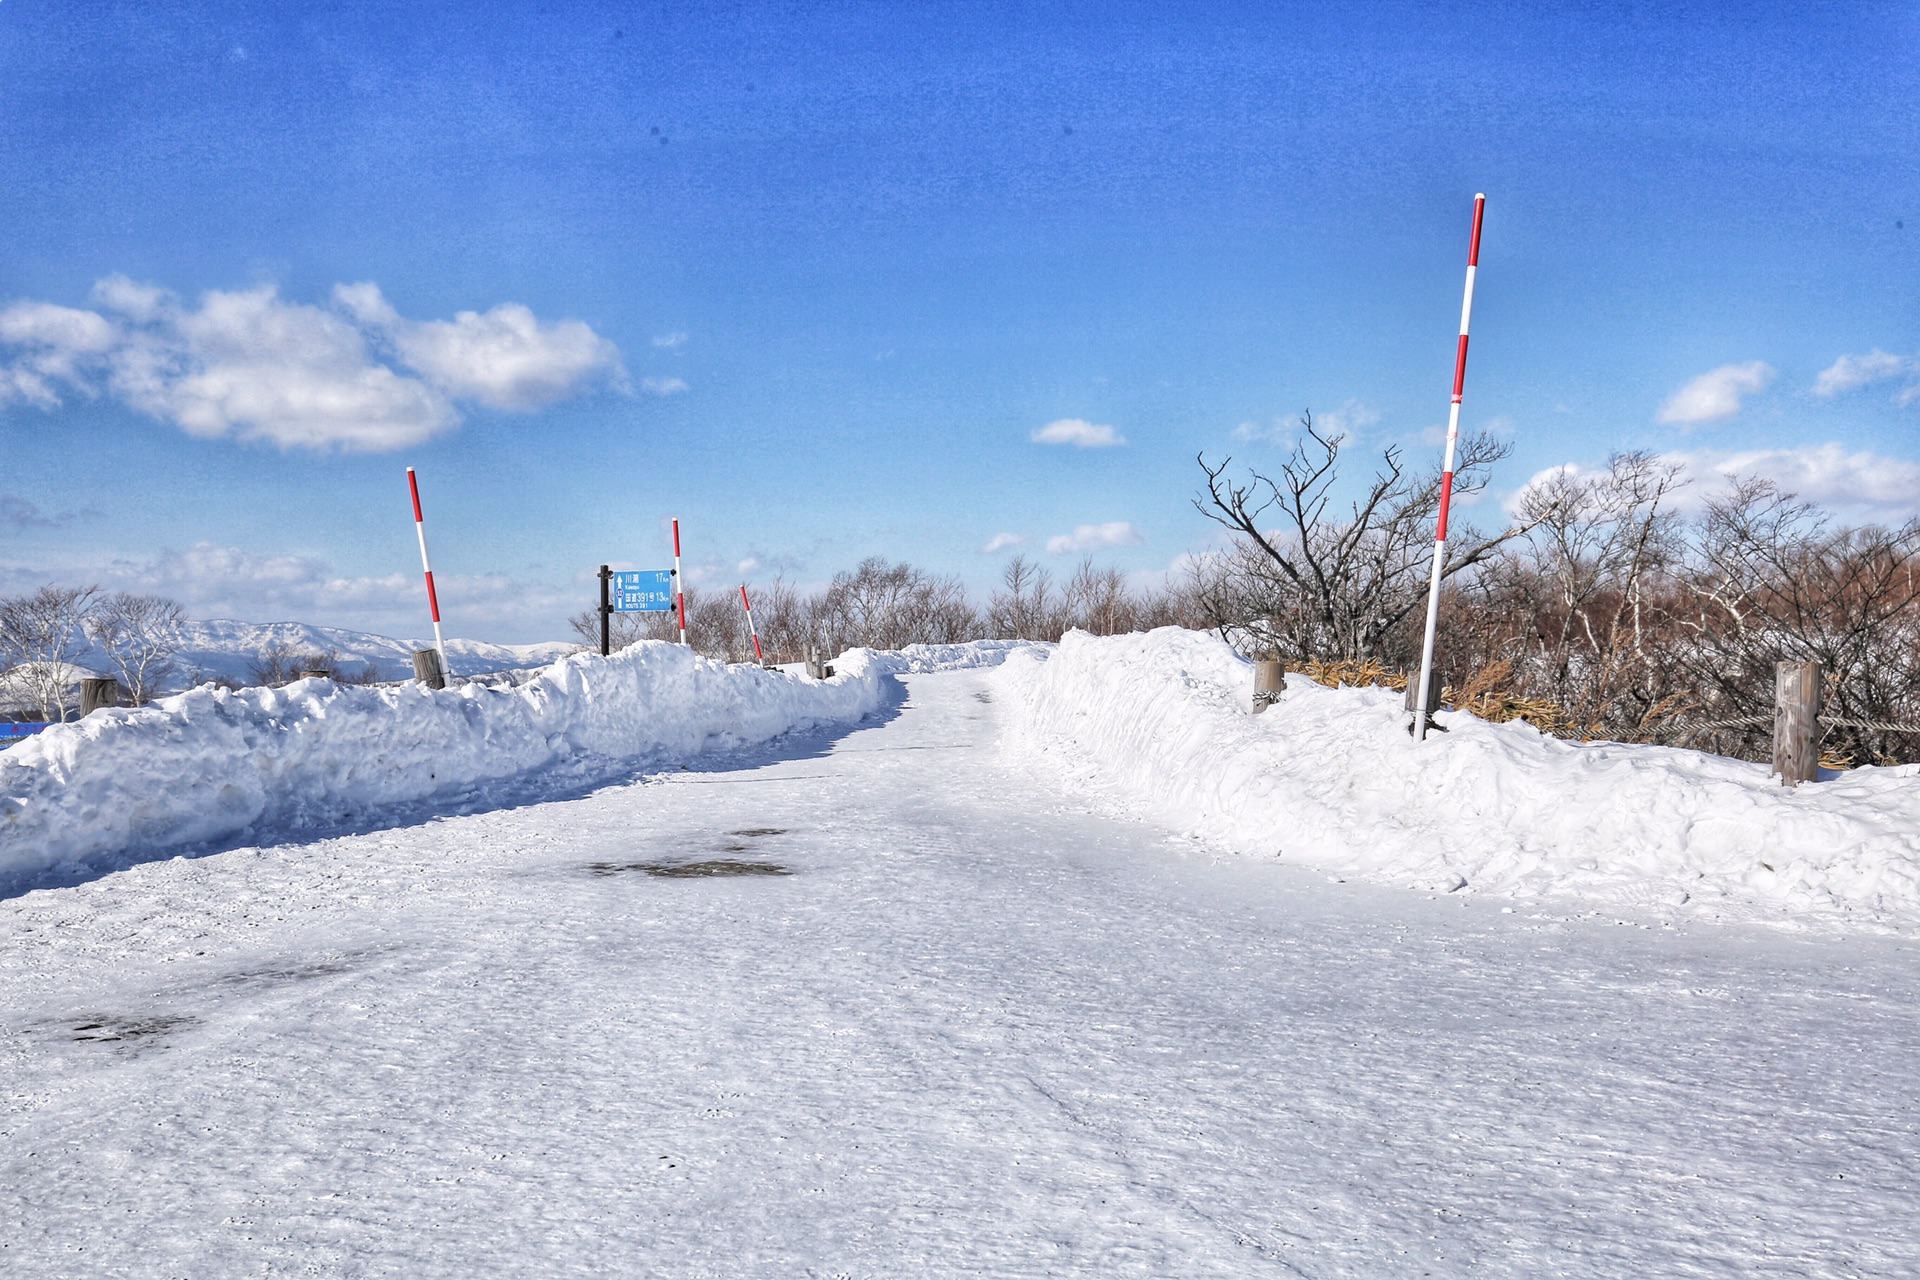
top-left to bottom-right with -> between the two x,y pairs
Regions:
406,467 -> 452,682
599,567 -> 675,656
598,564 -> 612,657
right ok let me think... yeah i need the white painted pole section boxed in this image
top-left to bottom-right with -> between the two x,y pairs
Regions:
1412,194 -> 1485,741
672,518 -> 687,646
406,467 -> 452,680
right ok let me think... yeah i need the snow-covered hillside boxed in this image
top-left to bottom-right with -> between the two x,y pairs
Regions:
168,619 -> 576,685
994,628 -> 1920,930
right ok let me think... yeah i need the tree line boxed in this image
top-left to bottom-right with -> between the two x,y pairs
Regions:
569,555 -> 1209,663
1193,412 -> 1920,766
21,415 -> 1908,768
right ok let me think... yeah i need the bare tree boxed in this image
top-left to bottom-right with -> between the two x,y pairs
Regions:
816,558 -> 978,651
987,555 -> 1058,640
1678,478 -> 1920,762
1464,451 -> 1690,736
0,584 -> 101,721
85,592 -> 187,705
747,578 -> 809,664
1193,412 -> 1539,663
1061,558 -> 1134,635
247,639 -> 305,688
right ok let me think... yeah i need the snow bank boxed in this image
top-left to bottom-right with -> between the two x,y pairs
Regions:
882,639 -> 1045,673
994,629 -> 1920,929
0,641 -> 894,879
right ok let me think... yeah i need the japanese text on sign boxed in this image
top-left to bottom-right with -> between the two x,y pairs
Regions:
612,570 -> 675,612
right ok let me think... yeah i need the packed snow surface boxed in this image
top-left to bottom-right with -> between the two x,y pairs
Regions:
0,641 -> 895,881
4,667 -> 1916,1276
995,628 -> 1920,930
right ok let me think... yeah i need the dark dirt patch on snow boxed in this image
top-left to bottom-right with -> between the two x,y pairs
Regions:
588,859 -> 791,879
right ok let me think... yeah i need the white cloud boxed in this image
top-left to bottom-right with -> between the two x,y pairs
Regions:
1319,398 -> 1382,437
641,376 -> 689,396
737,557 -> 761,574
1812,350 -> 1908,397
1045,521 -> 1143,554
1514,444 -> 1920,523
339,283 -> 625,411
1235,400 -> 1379,445
1812,349 -> 1920,406
980,532 -> 1025,554
652,332 -> 688,349
37,541 -> 581,641
1031,418 -> 1125,448
1656,361 -> 1774,426
0,300 -> 118,406
1663,444 -> 1920,520
0,276 -> 625,451
113,284 -> 457,450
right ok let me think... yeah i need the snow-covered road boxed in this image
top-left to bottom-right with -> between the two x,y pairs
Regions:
4,668 -> 1917,1277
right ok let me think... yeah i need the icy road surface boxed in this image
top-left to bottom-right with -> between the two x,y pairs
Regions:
4,669 -> 1917,1277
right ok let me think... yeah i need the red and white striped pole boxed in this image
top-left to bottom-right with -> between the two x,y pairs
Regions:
406,467 -> 452,681
740,583 -> 765,664
1412,193 -> 1485,741
671,517 -> 688,646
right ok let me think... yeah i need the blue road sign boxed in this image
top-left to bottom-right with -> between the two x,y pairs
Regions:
612,569 -> 675,612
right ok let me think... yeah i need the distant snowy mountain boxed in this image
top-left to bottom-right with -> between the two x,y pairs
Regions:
170,620 -> 577,687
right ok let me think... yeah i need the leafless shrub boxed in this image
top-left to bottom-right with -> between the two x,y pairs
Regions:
814,557 -> 978,651
0,584 -> 101,720
1193,412 -> 1542,663
986,554 -> 1200,640
247,640 -> 305,688
1678,479 -> 1920,763
987,555 -> 1059,640
1453,451 -> 1693,740
85,592 -> 187,705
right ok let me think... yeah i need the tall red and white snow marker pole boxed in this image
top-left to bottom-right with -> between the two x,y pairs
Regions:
1411,193 -> 1486,741
406,467 -> 452,681
740,584 -> 765,664
672,518 -> 688,646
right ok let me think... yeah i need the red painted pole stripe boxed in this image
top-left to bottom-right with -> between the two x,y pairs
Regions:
1451,334 -> 1470,401
673,520 -> 681,557
739,584 -> 751,611
1468,195 -> 1485,266
424,571 -> 441,622
408,469 -> 424,523
677,594 -> 687,630
1435,471 -> 1455,542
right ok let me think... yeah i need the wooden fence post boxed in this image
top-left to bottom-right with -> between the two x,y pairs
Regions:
80,678 -> 121,716
412,648 -> 447,690
1252,659 -> 1284,713
1772,660 -> 1821,786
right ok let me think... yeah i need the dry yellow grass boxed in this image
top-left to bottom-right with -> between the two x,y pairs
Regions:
1285,656 -> 1577,737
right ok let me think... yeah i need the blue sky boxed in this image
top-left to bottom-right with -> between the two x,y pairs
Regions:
2,1 -> 1917,643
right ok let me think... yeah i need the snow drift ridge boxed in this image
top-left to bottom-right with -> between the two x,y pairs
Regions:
994,629 -> 1920,929
1,642 -> 895,880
